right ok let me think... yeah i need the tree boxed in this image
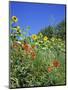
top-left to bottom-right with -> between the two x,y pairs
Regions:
38,20 -> 66,40
56,20 -> 66,40
39,25 -> 55,39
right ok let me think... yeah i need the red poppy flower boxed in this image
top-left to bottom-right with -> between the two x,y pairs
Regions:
47,66 -> 53,72
31,51 -> 36,60
23,44 -> 32,53
53,60 -> 60,67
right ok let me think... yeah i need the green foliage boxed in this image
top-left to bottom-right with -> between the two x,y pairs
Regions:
10,38 -> 65,88
39,20 -> 66,40
56,20 -> 66,40
40,26 -> 55,38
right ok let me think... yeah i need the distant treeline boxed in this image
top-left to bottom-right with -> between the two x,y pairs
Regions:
38,20 -> 66,40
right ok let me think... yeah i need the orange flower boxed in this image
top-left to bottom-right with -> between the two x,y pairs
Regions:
23,44 -> 29,50
22,43 -> 36,59
31,51 -> 36,60
47,66 -> 53,72
32,45 -> 36,49
53,60 -> 60,68
22,43 -> 34,55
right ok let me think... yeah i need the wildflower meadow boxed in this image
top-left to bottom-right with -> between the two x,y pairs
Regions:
9,2 -> 66,88
10,15 -> 66,88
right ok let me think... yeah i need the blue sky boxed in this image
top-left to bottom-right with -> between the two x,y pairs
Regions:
10,1 -> 66,35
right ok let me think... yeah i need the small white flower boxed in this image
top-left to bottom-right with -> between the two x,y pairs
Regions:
16,41 -> 21,45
